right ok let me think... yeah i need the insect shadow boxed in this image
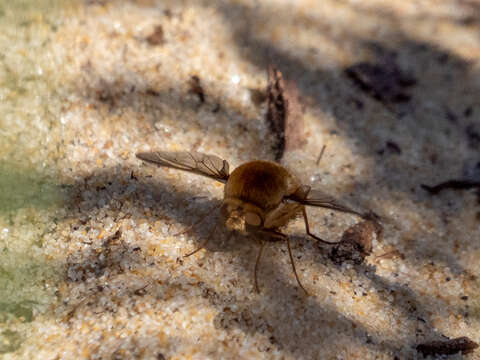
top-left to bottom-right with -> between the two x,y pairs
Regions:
62,164 -> 443,358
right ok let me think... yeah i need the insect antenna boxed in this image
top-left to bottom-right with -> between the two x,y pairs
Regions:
257,230 -> 309,295
254,241 -> 266,293
173,202 -> 222,236
286,234 -> 309,295
184,219 -> 219,257
302,207 -> 341,245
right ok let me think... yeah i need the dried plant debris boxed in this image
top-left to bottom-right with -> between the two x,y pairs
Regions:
66,230 -> 143,282
146,25 -> 165,46
374,248 -> 405,263
377,140 -> 402,155
345,58 -> 416,104
329,219 -> 381,265
316,144 -> 327,165
445,107 -> 458,123
266,65 -> 305,161
188,75 -> 205,104
416,336 -> 478,356
464,106 -> 474,117
249,88 -> 267,106
465,123 -> 480,149
421,179 -> 480,195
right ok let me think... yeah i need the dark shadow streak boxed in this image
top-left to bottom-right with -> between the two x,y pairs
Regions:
58,166 -> 454,358
66,2 -> 480,357
211,0 -> 479,283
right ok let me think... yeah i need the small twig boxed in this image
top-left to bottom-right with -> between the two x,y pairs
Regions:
172,203 -> 221,236
374,249 -> 405,262
316,145 -> 326,166
133,283 -> 150,296
421,180 -> 480,195
416,336 -> 478,356
64,298 -> 88,322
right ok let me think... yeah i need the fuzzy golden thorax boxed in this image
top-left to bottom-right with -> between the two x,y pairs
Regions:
222,160 -> 302,230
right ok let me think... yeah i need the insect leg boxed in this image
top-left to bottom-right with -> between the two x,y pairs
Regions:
184,221 -> 218,257
173,202 -> 222,236
285,234 -> 309,295
254,241 -> 265,293
264,229 -> 309,295
302,207 -> 340,245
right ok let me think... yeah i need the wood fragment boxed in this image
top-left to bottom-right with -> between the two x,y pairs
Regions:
377,140 -> 402,156
266,65 -> 305,161
345,58 -> 416,104
133,284 -> 149,296
316,145 -> 326,165
421,180 -> 480,195
146,25 -> 165,46
188,75 -> 205,103
416,337 -> 478,356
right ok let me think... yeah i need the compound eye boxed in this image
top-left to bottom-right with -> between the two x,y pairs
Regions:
245,212 -> 261,226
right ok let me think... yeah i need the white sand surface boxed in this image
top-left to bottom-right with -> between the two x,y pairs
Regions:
1,1 -> 479,359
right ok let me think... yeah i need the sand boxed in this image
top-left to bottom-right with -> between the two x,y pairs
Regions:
0,0 -> 479,359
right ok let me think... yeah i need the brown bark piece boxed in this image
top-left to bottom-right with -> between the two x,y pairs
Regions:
266,66 -> 305,161
416,336 -> 478,356
345,58 -> 416,104
188,75 -> 205,103
146,25 -> 165,46
421,179 -> 480,195
329,220 -> 379,265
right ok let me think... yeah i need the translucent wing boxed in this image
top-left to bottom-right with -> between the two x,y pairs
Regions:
136,151 -> 230,183
287,185 -> 364,217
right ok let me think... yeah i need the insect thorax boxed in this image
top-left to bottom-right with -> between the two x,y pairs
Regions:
224,160 -> 299,210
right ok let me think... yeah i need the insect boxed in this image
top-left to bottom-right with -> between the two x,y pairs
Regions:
136,151 -> 366,294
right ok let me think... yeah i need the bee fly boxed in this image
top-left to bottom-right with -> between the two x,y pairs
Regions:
136,151 -> 367,294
